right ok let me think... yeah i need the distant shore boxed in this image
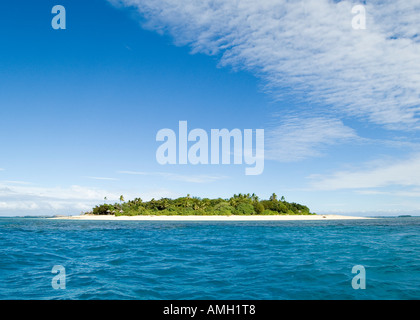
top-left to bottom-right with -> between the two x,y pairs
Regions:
50,214 -> 374,221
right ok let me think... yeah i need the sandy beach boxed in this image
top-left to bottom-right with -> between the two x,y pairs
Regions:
50,214 -> 373,221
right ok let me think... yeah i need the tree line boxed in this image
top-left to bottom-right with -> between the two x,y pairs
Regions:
86,193 -> 314,216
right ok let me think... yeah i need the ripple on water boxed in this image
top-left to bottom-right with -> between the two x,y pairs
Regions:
0,217 -> 419,299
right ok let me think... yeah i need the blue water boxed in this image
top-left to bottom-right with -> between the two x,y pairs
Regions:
0,217 -> 419,300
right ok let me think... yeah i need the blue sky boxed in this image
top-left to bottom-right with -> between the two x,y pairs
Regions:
1,0 -> 420,216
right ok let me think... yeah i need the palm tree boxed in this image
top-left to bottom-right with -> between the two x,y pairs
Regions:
118,195 -> 125,213
185,194 -> 192,208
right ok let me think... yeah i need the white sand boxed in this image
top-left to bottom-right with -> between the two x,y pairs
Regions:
50,214 -> 373,221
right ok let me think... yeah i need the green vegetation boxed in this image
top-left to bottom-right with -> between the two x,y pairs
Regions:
85,193 -> 314,216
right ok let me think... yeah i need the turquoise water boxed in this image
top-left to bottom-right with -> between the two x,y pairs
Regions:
0,217 -> 419,300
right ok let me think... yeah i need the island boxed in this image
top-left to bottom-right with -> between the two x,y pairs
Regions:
87,193 -> 312,216
51,193 -> 373,220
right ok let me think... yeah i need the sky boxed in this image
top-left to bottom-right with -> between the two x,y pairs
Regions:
1,0 -> 420,216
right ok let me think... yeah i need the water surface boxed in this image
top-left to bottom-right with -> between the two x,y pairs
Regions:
0,217 -> 419,299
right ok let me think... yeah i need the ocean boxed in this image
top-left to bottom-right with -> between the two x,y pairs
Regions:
0,217 -> 419,300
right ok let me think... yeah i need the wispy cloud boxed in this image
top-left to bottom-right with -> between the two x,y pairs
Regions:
0,179 -> 183,215
0,183 -> 122,201
0,182 -> 125,214
118,170 -> 228,183
266,115 -> 358,161
134,188 -> 181,200
309,153 -> 420,191
356,188 -> 420,198
0,183 -> 177,214
0,180 -> 32,185
110,0 -> 420,130
85,176 -> 119,181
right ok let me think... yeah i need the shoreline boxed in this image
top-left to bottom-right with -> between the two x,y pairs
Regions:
50,214 -> 374,221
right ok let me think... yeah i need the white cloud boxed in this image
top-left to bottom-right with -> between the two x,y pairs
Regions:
135,188 -> 181,200
0,182 -> 128,215
118,170 -> 228,183
110,0 -> 420,130
85,176 -> 119,181
0,180 -> 32,185
0,179 -> 183,215
266,115 -> 357,161
309,153 -> 420,190
356,189 -> 420,198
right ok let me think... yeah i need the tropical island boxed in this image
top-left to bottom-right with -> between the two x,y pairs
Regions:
49,193 -> 372,220
85,193 -> 314,216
